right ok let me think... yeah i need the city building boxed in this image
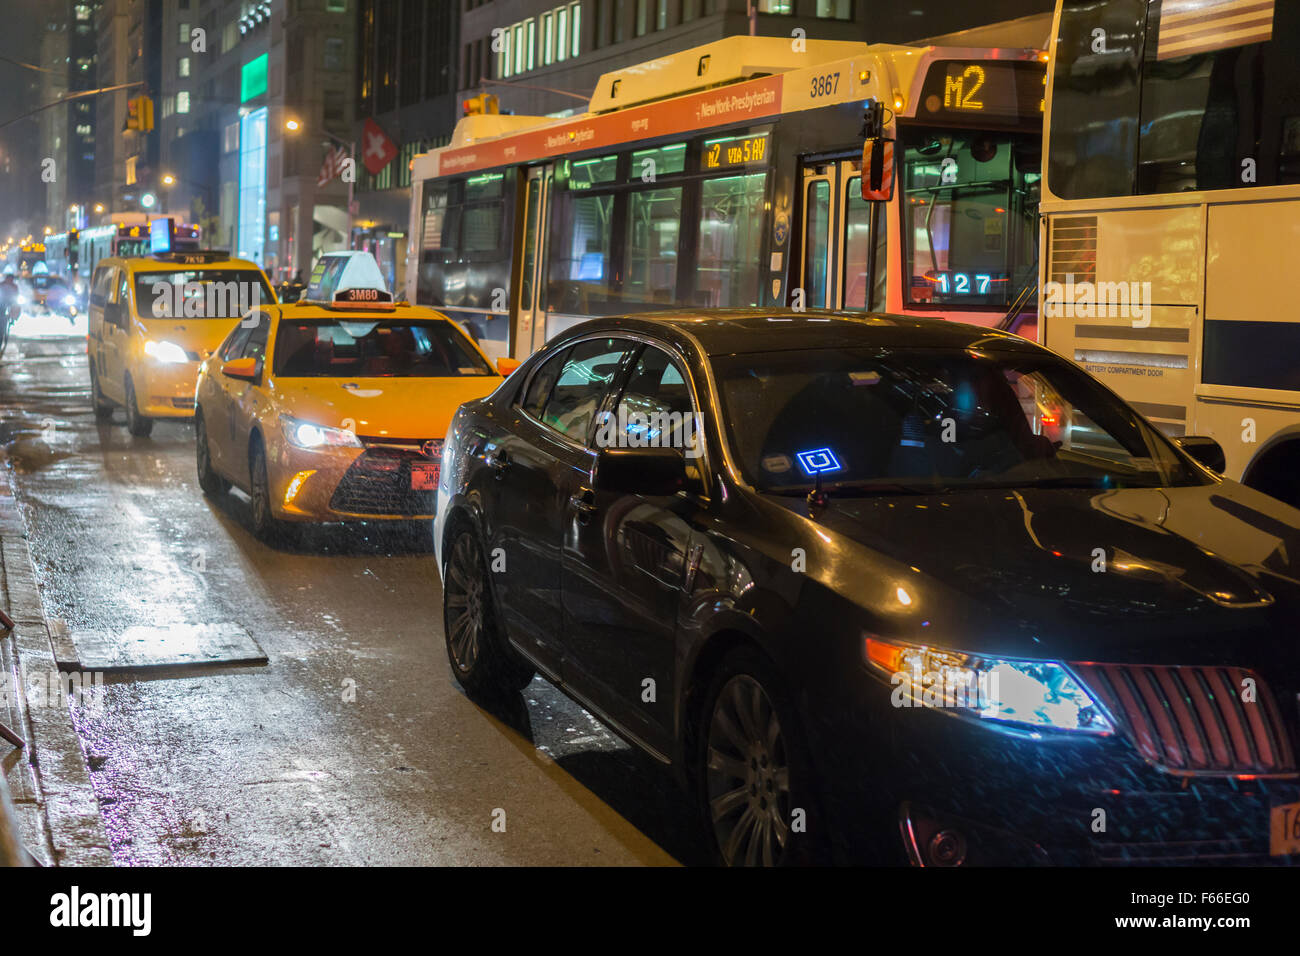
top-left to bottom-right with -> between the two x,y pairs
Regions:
93,0 -> 162,219
352,0 -> 461,292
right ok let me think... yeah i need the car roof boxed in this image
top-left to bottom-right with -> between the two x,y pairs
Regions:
105,255 -> 265,273
555,309 -> 1046,357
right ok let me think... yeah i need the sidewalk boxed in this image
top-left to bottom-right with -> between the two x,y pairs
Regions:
0,469 -> 111,866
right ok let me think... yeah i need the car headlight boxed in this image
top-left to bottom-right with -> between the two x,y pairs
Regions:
280,414 -> 362,449
143,340 -> 190,364
64,294 -> 77,306
864,637 -> 1114,736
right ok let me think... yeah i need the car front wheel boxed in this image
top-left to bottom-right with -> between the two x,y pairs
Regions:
698,649 -> 825,866
195,411 -> 230,497
124,376 -> 152,437
443,528 -> 534,699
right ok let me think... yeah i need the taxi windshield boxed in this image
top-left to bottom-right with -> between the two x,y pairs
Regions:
272,319 -> 494,378
134,269 -> 273,319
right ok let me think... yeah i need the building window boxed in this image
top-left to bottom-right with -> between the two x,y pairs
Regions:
526,18 -> 536,71
178,56 -> 190,77
177,91 -> 190,113
323,36 -> 344,71
758,0 -> 793,13
238,107 -> 268,265
223,121 -> 240,153
179,22 -> 190,43
556,7 -> 569,61
541,12 -> 554,65
682,0 -> 697,20
636,0 -> 648,36
816,0 -> 851,18
656,0 -> 668,31
327,0 -> 347,11
570,3 -> 581,57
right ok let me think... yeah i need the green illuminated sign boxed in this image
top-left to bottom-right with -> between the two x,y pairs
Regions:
240,54 -> 268,103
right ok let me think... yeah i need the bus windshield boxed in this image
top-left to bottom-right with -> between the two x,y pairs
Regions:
899,129 -> 1039,309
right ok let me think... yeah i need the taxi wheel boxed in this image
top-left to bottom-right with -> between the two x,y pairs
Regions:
195,411 -> 230,497
89,365 -> 114,421
249,441 -> 294,544
124,376 -> 153,437
443,529 -> 534,700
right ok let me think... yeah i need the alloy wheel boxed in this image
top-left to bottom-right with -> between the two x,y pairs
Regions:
705,674 -> 792,866
444,534 -> 484,674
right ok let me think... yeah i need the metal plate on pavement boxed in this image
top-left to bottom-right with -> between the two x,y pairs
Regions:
68,623 -> 267,671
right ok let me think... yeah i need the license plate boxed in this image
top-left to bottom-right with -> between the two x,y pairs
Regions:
1270,800 -> 1300,857
411,463 -> 438,491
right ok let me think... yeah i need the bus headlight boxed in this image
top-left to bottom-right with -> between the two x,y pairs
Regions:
864,637 -> 1114,736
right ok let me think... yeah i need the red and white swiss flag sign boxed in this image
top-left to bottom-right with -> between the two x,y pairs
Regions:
362,118 -> 398,176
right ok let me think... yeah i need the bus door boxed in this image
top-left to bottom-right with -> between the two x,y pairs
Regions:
515,165 -> 551,358
799,164 -> 839,309
799,159 -> 887,312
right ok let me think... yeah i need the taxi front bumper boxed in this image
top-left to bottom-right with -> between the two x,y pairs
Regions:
267,441 -> 440,522
136,362 -> 200,418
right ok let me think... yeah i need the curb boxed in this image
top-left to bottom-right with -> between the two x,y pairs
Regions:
0,470 -> 112,866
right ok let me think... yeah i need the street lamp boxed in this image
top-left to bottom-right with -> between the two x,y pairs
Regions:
161,173 -> 176,187
93,203 -> 105,214
285,117 -> 354,247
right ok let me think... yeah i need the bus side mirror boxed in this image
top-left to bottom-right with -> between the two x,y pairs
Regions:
862,138 -> 894,202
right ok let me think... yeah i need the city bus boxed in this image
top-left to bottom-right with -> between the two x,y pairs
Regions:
406,33 -> 1047,361
44,213 -> 202,288
1040,0 -> 1300,504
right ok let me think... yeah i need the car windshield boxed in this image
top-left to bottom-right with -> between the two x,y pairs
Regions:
272,319 -> 495,378
713,346 -> 1205,495
134,270 -> 273,319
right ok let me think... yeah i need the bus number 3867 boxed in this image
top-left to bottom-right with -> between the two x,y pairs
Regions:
810,72 -> 840,99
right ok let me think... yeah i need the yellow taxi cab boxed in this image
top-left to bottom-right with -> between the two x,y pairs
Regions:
193,251 -> 510,540
87,238 -> 276,437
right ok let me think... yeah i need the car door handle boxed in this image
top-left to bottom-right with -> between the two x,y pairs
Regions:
568,488 -> 597,520
487,449 -> 510,477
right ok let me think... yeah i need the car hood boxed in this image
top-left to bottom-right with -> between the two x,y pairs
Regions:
270,375 -> 500,440
775,479 -> 1300,663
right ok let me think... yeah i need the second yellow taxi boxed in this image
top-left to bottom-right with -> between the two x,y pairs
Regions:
194,252 -> 509,540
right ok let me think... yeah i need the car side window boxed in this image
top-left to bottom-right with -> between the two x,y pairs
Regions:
220,325 -> 252,361
539,337 -> 634,442
520,346 -> 572,420
610,345 -> 701,458
90,267 -> 112,308
240,314 -> 270,366
117,273 -> 130,309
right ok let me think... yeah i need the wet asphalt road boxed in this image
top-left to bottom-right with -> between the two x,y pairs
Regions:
0,334 -> 705,865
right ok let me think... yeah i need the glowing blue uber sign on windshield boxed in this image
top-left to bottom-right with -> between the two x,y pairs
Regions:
796,448 -> 843,475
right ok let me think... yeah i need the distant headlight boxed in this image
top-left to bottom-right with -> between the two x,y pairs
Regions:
63,294 -> 77,307
16,294 -> 27,305
280,414 -> 362,450
143,340 -> 189,364
865,637 -> 1114,736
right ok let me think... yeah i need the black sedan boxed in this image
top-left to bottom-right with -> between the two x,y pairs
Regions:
433,310 -> 1300,866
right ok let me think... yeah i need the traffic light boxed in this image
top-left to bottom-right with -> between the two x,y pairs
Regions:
126,96 -> 155,132
68,229 -> 79,269
462,94 -> 499,117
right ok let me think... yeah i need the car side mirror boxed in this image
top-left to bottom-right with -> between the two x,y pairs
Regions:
496,357 -> 521,376
1174,435 -> 1225,473
221,357 -> 259,381
594,447 -> 688,497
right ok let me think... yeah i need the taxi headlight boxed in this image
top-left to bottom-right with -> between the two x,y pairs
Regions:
280,414 -> 362,449
144,340 -> 189,364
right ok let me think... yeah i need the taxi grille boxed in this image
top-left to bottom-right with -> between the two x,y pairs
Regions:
1075,663 -> 1297,776
329,445 -> 437,517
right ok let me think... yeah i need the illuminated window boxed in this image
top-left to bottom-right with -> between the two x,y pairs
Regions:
816,0 -> 852,18
541,12 -> 554,65
513,23 -> 524,73
179,22 -> 190,43
125,156 -> 137,186
758,0 -> 793,12
177,91 -> 190,114
557,6 -> 569,60
525,19 -> 536,71
570,2 -> 581,56
178,56 -> 190,77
